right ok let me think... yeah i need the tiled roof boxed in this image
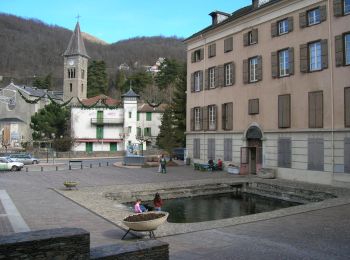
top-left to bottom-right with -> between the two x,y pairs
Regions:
137,103 -> 167,113
80,94 -> 120,106
63,22 -> 90,58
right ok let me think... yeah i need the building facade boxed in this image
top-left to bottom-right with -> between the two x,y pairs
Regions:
185,0 -> 350,185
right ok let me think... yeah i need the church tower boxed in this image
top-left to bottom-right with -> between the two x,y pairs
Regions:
63,22 -> 90,101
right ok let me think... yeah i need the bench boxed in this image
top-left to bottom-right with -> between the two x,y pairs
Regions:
69,160 -> 83,170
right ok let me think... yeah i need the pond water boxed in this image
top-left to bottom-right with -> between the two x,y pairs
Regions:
140,192 -> 300,223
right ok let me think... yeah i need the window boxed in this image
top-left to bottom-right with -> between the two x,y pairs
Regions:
144,127 -> 151,136
194,107 -> 201,130
222,102 -> 233,130
81,69 -> 85,79
345,0 -> 350,14
129,112 -> 132,118
335,33 -> 350,66
244,29 -> 258,46
224,37 -> 233,52
96,126 -> 103,139
346,33 -> 350,65
278,138 -> 292,168
191,48 -> 204,63
224,63 -> 233,86
207,138 -> 215,160
278,94 -> 291,128
193,138 -> 200,159
224,139 -> 232,161
309,41 -> 322,71
81,84 -> 83,93
249,57 -> 258,82
194,71 -> 201,92
308,138 -> 324,171
308,8 -> 320,25
69,83 -> 72,92
309,91 -> 323,128
137,127 -> 141,136
278,19 -> 289,35
208,43 -> 216,58
208,105 -> 216,130
248,99 -> 259,115
146,112 -> 152,121
128,126 -> 132,134
137,113 -> 140,121
279,49 -> 289,76
345,87 -> 350,127
208,67 -> 215,89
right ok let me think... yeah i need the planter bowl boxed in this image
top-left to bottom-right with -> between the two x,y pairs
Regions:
122,212 -> 169,231
64,181 -> 78,188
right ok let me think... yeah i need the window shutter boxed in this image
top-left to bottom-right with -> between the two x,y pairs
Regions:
345,88 -> 350,127
190,108 -> 194,131
199,70 -> 203,91
315,91 -> 323,128
199,107 -> 203,130
256,56 -> 263,81
222,104 -> 226,130
283,95 -> 291,128
224,139 -> 232,161
288,16 -> 294,32
243,59 -> 249,84
333,0 -> 343,17
243,32 -> 249,46
213,105 -> 217,130
218,65 -> 224,87
300,44 -> 308,72
224,37 -> 233,52
278,96 -> 283,128
271,22 -> 278,37
345,138 -> 350,172
227,102 -> 233,130
199,48 -> 204,60
252,28 -> 258,44
299,11 -> 307,28
231,62 -> 235,85
271,51 -> 278,78
321,39 -> 328,69
212,43 -> 216,57
202,106 -> 208,131
288,47 -> 295,75
215,67 -> 219,87
335,35 -> 344,67
205,69 -> 209,90
320,5 -> 327,22
191,73 -> 195,92
191,52 -> 195,63
309,93 -> 316,128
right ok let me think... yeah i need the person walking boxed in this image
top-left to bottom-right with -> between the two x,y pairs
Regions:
153,193 -> 163,211
157,154 -> 161,173
160,154 -> 167,174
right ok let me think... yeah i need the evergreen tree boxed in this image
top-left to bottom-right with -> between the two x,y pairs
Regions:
87,60 -> 108,97
115,69 -> 127,96
156,107 -> 177,156
124,70 -> 153,94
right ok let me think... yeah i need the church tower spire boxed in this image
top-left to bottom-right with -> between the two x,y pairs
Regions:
63,22 -> 89,101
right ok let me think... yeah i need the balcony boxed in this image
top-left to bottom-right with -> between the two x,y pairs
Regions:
91,118 -> 124,125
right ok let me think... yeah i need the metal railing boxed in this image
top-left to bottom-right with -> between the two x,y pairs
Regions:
91,118 -> 124,125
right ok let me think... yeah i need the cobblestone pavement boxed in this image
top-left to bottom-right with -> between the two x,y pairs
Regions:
0,163 -> 349,259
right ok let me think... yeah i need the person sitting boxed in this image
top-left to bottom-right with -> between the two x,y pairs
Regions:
153,192 -> 163,211
208,159 -> 214,171
134,199 -> 147,213
217,158 -> 223,171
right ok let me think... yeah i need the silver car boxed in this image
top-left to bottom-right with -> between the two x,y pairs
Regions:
0,157 -> 24,171
8,154 -> 40,165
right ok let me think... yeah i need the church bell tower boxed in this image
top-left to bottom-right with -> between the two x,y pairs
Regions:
63,22 -> 90,101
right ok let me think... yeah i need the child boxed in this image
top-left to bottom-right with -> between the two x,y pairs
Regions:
153,193 -> 163,211
134,199 -> 147,213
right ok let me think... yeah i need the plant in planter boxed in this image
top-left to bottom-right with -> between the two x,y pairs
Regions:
63,181 -> 78,190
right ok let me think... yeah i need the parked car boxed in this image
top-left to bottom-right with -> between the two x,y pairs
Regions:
0,157 -> 24,171
172,148 -> 185,160
8,154 -> 40,165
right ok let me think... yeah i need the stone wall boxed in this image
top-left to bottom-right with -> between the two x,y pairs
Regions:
0,228 -> 169,260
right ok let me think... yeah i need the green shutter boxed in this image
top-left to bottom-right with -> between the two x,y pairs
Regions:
96,126 -> 103,139
86,142 -> 93,153
137,112 -> 140,121
97,111 -> 103,124
146,112 -> 152,121
110,143 -> 117,152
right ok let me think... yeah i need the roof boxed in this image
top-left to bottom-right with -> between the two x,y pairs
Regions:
63,22 -> 90,58
5,82 -> 61,100
121,88 -> 140,98
184,0 -> 280,42
137,103 -> 167,113
0,117 -> 25,123
79,94 -> 120,107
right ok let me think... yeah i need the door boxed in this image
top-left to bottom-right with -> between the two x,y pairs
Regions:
86,142 -> 93,153
97,111 -> 103,124
110,143 -> 117,152
249,147 -> 257,174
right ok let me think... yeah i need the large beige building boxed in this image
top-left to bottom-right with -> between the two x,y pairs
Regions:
185,0 -> 350,185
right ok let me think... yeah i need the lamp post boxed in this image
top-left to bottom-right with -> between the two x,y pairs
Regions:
51,133 -> 55,164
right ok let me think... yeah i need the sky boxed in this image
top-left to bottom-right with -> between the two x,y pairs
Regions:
0,0 -> 251,43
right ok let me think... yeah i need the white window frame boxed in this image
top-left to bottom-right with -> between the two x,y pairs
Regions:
278,19 -> 288,35
208,105 -> 216,130
279,49 -> 289,76
345,0 -> 350,15
249,57 -> 258,82
309,41 -> 322,71
308,8 -> 320,26
224,63 -> 232,86
194,107 -> 201,130
345,33 -> 350,65
194,71 -> 201,92
209,67 -> 215,89
248,31 -> 254,45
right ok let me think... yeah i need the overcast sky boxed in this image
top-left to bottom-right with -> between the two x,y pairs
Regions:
0,0 -> 251,43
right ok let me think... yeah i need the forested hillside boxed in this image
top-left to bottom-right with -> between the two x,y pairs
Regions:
0,13 -> 186,89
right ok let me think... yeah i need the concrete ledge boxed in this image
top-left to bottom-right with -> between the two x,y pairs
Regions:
90,240 -> 169,260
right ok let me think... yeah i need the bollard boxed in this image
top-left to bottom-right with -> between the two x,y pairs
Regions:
81,163 -> 83,170
90,163 -> 92,168
41,166 -> 43,172
56,166 -> 58,171
99,162 -> 101,167
107,162 -> 109,166
26,167 -> 28,172
69,165 -> 71,170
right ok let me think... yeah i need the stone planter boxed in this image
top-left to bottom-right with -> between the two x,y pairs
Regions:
122,212 -> 169,231
63,181 -> 78,189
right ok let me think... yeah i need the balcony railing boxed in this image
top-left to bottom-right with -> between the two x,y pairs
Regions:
91,118 -> 124,125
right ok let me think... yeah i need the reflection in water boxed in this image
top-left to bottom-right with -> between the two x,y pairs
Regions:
157,193 -> 300,223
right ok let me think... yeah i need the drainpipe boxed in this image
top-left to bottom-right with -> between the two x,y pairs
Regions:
327,0 -> 335,183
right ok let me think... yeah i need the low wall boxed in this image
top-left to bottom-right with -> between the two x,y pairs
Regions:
0,228 -> 169,260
